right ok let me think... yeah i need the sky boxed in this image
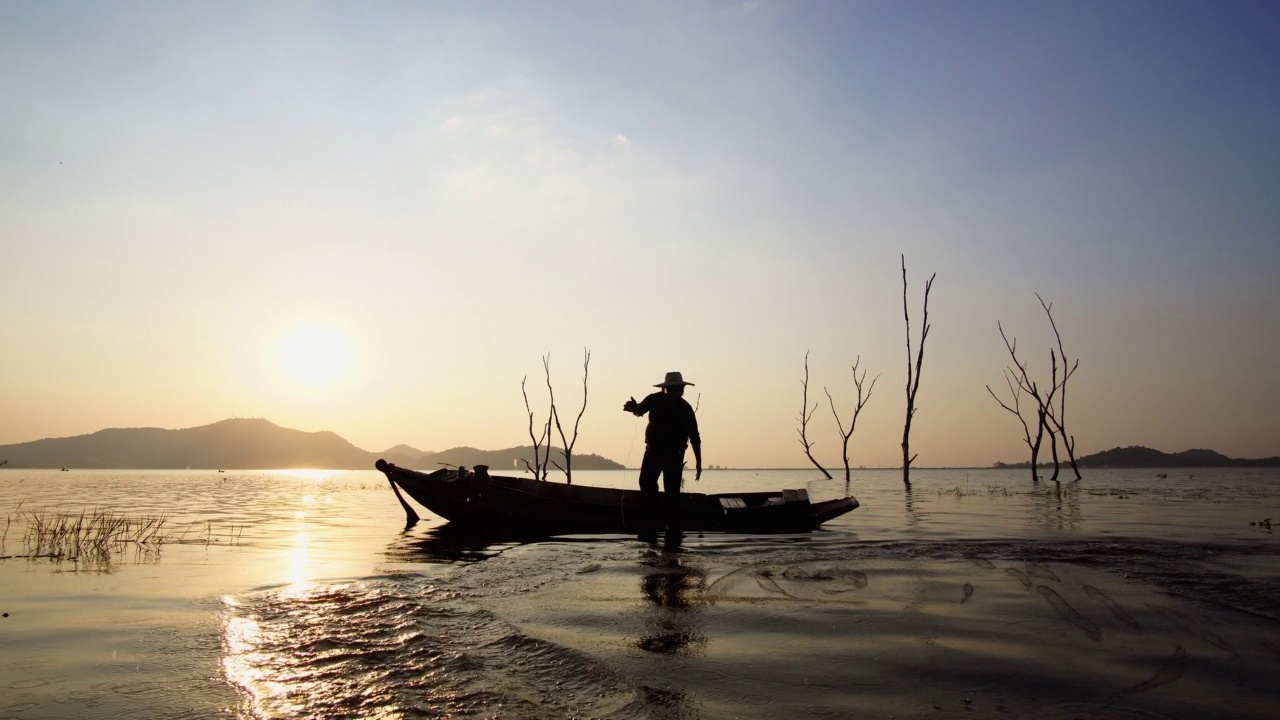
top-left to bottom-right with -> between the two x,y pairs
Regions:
2,1 -> 1278,468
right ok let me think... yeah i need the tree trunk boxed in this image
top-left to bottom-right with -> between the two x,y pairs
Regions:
1030,413 -> 1044,483
1047,423 -> 1061,483
900,255 -> 935,488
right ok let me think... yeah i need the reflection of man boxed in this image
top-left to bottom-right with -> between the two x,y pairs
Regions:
637,535 -> 707,655
623,371 -> 702,521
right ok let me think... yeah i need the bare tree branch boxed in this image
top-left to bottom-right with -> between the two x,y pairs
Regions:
1036,294 -> 1082,480
550,348 -> 590,485
993,322 -> 1061,483
986,366 -> 1046,483
1045,349 -> 1061,482
521,374 -> 550,480
825,356 -> 879,485
540,354 -> 555,482
798,350 -> 833,479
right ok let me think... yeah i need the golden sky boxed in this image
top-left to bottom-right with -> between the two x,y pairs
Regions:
2,3 -> 1277,467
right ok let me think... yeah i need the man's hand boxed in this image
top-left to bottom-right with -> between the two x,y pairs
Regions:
623,396 -> 639,414
695,465 -> 702,481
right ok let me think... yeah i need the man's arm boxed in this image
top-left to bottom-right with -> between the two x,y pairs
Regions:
688,404 -> 702,480
623,394 -> 651,416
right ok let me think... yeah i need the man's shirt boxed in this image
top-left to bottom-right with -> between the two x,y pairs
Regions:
637,392 -> 700,452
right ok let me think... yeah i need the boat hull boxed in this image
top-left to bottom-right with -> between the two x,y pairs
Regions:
375,460 -> 858,534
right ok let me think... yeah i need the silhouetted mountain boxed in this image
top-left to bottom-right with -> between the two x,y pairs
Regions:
995,445 -> 1280,469
0,418 -> 373,469
1081,446 -> 1280,467
415,446 -> 624,471
380,444 -> 424,468
0,419 -> 625,471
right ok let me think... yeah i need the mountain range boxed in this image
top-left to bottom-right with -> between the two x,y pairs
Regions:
0,418 -> 624,471
994,445 -> 1280,469
3,420 -> 1274,470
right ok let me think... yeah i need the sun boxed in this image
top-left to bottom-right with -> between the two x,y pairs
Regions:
276,323 -> 353,388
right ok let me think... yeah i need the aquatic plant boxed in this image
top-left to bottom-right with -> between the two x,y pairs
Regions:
2,505 -> 244,568
21,507 -> 167,562
173,518 -> 245,545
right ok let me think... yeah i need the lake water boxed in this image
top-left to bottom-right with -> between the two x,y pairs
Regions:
1,467 -> 1278,719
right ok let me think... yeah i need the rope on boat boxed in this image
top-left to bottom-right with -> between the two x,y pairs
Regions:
623,414 -> 639,477
620,415 -> 639,530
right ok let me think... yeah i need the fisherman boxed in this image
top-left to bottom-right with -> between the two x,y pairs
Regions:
623,371 -> 702,521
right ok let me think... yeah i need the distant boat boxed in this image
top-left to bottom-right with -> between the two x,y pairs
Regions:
376,460 -> 858,534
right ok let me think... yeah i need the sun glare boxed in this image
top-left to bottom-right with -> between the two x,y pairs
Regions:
276,324 -> 352,388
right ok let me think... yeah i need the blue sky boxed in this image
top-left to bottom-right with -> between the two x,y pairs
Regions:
2,1 -> 1277,467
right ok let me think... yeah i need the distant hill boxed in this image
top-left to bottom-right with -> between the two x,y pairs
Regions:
383,444 -> 423,457
380,444 -> 425,468
0,418 -> 373,469
995,445 -> 1280,469
0,419 -> 624,471
414,446 -> 624,472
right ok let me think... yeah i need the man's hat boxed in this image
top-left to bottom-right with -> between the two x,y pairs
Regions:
655,371 -> 694,388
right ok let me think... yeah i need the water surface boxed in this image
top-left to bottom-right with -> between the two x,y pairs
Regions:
1,468 -> 1278,718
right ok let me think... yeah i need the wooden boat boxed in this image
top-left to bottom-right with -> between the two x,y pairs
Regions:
376,460 -> 859,534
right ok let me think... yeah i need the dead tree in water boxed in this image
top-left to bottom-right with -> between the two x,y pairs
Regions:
1037,294 -> 1082,480
549,348 -> 591,485
825,356 -> 878,485
987,363 -> 1045,483
989,323 -> 1061,482
1044,350 -> 1061,481
797,351 -> 833,479
523,350 -> 593,483
521,364 -> 552,481
901,255 -> 936,487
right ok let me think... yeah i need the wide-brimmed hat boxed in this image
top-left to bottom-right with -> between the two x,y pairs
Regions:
655,371 -> 694,388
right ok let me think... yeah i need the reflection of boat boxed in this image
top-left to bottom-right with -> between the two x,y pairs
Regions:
384,523 -> 552,564
376,460 -> 859,533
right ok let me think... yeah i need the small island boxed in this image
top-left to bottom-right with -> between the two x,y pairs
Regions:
994,445 -> 1280,469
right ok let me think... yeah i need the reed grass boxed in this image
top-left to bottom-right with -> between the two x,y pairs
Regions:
2,503 -> 244,567
22,508 -> 168,562
173,518 -> 245,545
931,483 -> 1083,499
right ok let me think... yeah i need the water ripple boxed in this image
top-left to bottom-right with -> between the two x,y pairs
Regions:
222,576 -> 686,719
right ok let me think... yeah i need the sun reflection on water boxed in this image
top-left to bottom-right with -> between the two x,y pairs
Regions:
223,599 -> 291,717
285,531 -> 313,593
271,469 -> 343,482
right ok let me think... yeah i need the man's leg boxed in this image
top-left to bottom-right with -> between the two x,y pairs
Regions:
661,451 -> 685,522
638,449 -> 661,506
